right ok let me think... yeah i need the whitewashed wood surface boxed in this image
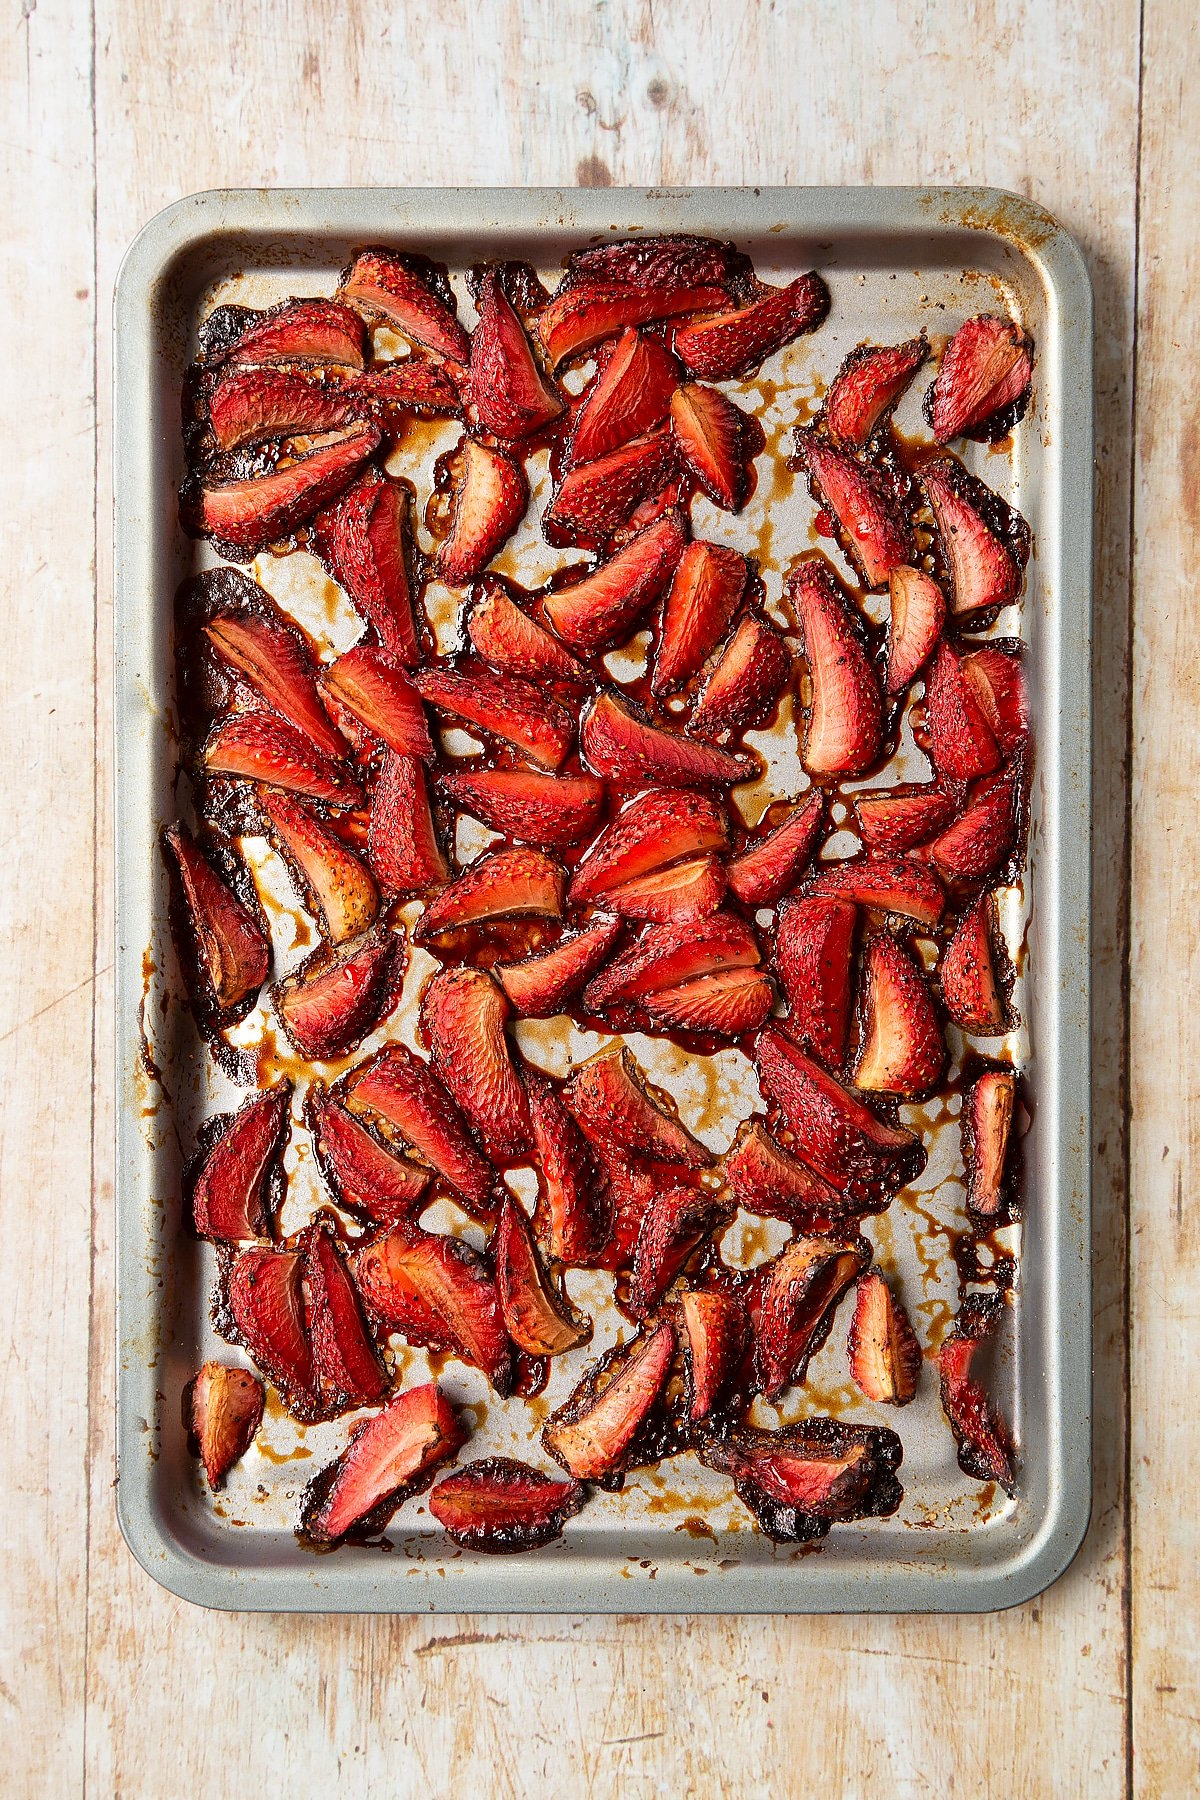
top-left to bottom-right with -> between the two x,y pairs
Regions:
0,0 -> 1193,1793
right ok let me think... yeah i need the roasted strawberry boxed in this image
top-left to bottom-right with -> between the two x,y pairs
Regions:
963,1066 -> 1018,1220
852,931 -> 946,1098
536,234 -> 745,367
570,789 -> 727,905
923,640 -> 1003,782
786,558 -> 883,778
496,915 -> 624,1019
205,366 -> 372,452
608,853 -> 726,924
542,1318 -> 677,1486
653,540 -> 749,694
565,1045 -> 708,1169
924,762 -> 1022,887
791,433 -> 913,589
525,1070 -> 612,1264
803,854 -> 945,928
939,892 -> 1015,1034
557,232 -> 750,294
936,1295 -> 1015,1491
752,1233 -> 869,1397
319,645 -> 433,759
775,895 -> 857,1068
926,314 -> 1034,442
584,913 -> 760,1012
699,1418 -> 903,1542
429,1457 -> 585,1553
852,783 -> 957,855
646,967 -> 774,1037
420,967 -> 531,1162
922,458 -> 1029,618
567,327 -> 680,464
465,578 -> 587,685
339,248 -> 471,368
671,272 -> 831,379
847,1272 -> 922,1405
203,710 -> 363,807
542,510 -> 687,651
629,1187 -> 729,1318
302,1216 -> 388,1409
433,436 -> 528,583
722,1118 -> 842,1224
183,1363 -> 265,1490
543,427 -> 679,549
415,664 -> 574,770
679,1288 -> 750,1423
342,1043 -> 495,1215
354,1225 -> 513,1390
318,468 -> 423,665
415,847 -> 564,942
884,565 -> 945,693
689,612 -> 790,739
222,1245 -> 317,1414
204,609 -> 346,759
259,789 -> 379,943
164,823 -> 270,1025
494,1198 -> 591,1355
581,690 -> 751,788
755,1026 -> 922,1198
199,296 -> 367,370
368,752 -> 450,896
273,923 -> 405,1062
305,1083 -> 432,1225
587,1145 -> 667,1273
669,384 -> 762,512
441,769 -> 603,847
187,1082 -> 291,1241
298,1382 -> 466,1547
823,335 -> 929,448
467,263 -> 562,439
187,422 -> 381,558
960,643 -> 1029,755
726,791 -> 827,908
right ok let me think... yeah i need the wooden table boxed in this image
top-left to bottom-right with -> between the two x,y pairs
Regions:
2,1 -> 1194,1792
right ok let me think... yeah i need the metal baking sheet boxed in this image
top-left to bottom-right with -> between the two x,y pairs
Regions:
113,186 -> 1092,1613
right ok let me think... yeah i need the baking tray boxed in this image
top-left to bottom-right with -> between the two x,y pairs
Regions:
113,186 -> 1093,1613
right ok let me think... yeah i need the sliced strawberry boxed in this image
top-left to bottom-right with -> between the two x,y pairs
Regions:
204,609 -> 345,759
319,645 -> 433,759
565,1045 -> 708,1169
608,852 -> 726,923
646,967 -> 774,1037
346,357 -> 462,418
722,1118 -> 842,1224
940,892 -> 1015,1034
415,664 -> 574,770
963,1066 -> 1018,1220
339,248 -> 471,367
420,966 -> 530,1162
653,539 -> 749,694
921,458 -> 1028,617
301,1216 -> 388,1410
367,752 -> 450,896
203,710 -> 363,807
496,915 -> 625,1019
570,788 -> 727,905
584,913 -> 760,1011
616,474 -> 695,543
752,1233 -> 869,1398
936,1294 -> 1015,1491
804,854 -> 945,928
354,1225 -> 513,1390
581,690 -> 751,787
699,1417 -> 903,1542
187,423 -> 381,558
467,263 -> 562,439
414,847 -> 564,943
542,1317 -> 676,1485
494,1197 -> 591,1355
924,762 -> 1022,887
726,790 -> 827,908
852,931 -> 946,1097
164,822 -> 270,1022
884,565 -> 946,693
299,1382 -> 466,1546
926,314 -> 1034,442
792,433 -> 913,589
305,1083 -> 432,1226
259,789 -> 379,943
187,1082 -> 291,1242
775,895 -> 857,1068
273,923 -> 405,1062
441,769 -> 604,847
199,296 -> 367,370
222,1245 -> 317,1415
960,644 -> 1029,754
679,1288 -> 750,1423
536,235 -> 746,367
689,611 -> 790,739
526,1070 -> 613,1264
342,1043 -> 495,1215
543,427 -> 679,549
429,1457 -> 584,1553
672,271 -> 830,379
923,641 -> 1002,782
183,1363 -> 265,1490
755,1026 -> 922,1199
847,1272 -> 922,1405
852,783 -> 957,855
669,384 -> 762,513
786,557 -> 884,777
206,365 -> 444,452
466,578 -> 587,685
542,510 -> 687,651
557,232 -> 751,295
823,335 -> 929,447
567,327 -> 680,465
318,468 -> 422,665
628,1186 -> 729,1318
584,1145 -> 674,1272
433,436 -> 528,583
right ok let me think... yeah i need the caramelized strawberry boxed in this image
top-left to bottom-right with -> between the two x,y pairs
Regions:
722,1118 -> 842,1224
823,335 -> 928,447
646,967 -> 774,1037
791,433 -> 913,588
420,967 -> 531,1161
299,1382 -> 466,1546
199,296 -> 367,370
164,822 -> 270,1024
847,1272 -> 922,1404
884,565 -> 945,693
922,458 -> 1028,617
565,1045 -> 708,1169
188,422 -> 381,557
542,1318 -> 676,1485
924,762 -> 1022,887
581,690 -> 751,787
755,1026 -> 922,1199
259,789 -> 379,943
203,710 -> 363,807
786,558 -> 883,777
441,769 -> 604,847
466,578 -> 587,685
343,1043 -> 495,1214
803,854 -> 945,928
852,931 -> 946,1098
567,327 -> 679,464
368,752 -> 450,895
608,852 -> 726,923
206,366 -> 390,452
273,923 -> 405,1062
775,895 -> 857,1068
726,791 -> 827,908
678,1288 -> 750,1423
939,892 -> 1015,1034
302,1216 -> 388,1409
526,1070 -> 613,1264
699,1418 -> 903,1541
434,436 -> 528,582
183,1363 -> 265,1489
669,384 -> 761,512
204,609 -> 345,759
628,1186 -> 729,1317
187,1082 -> 291,1242
415,664 -> 574,770
339,248 -> 470,367
467,263 -> 562,439
415,847 -> 564,942
496,914 -> 624,1019
222,1245 -> 317,1414
570,788 -> 727,905
542,510 -> 687,651
354,1226 -> 513,1390
926,314 -> 1034,442
936,1295 -> 1015,1491
852,784 -> 957,855
672,271 -> 830,378
429,1457 -> 584,1553
653,539 -> 749,694
960,645 -> 1029,754
494,1198 -> 591,1354
543,427 -> 679,548
923,641 -> 1002,782
752,1233 -> 869,1397
584,913 -> 760,1011
318,468 -> 422,665
689,611 -> 790,739
963,1066 -> 1018,1219
536,234 -> 744,366
305,1083 -> 432,1225
319,645 -> 433,759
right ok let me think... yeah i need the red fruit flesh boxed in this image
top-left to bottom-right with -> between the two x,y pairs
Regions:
672,273 -> 830,379
608,852 -> 726,923
536,238 -> 741,365
699,1419 -> 903,1542
824,336 -> 929,447
565,1045 -> 709,1169
960,646 -> 1029,754
420,967 -> 531,1162
414,847 -> 564,942
183,1363 -> 265,1489
273,924 -> 405,1062
570,789 -> 727,905
191,423 -> 381,557
922,459 -> 1026,617
940,892 -> 1014,1034
354,1226 -> 513,1390
775,895 -> 857,1069
496,915 -> 625,1019
925,763 -> 1022,887
299,1382 -> 466,1546
804,854 -> 945,928
753,1234 -> 869,1397
339,248 -> 470,367
368,752 -> 450,895
669,384 -> 761,512
441,769 -> 604,847
224,1246 -> 317,1414
584,913 -> 760,1011
629,1186 -> 728,1317
556,232 -> 750,297
568,327 -> 680,464
526,1070 -> 613,1264
319,469 -> 422,665
792,433 -> 913,588
429,1458 -> 584,1553
544,427 -> 679,549
852,931 -> 946,1098
689,612 -> 791,739
435,437 -> 528,583
852,784 -> 957,856
927,314 -> 1034,442
494,1198 -> 591,1355
319,645 -> 433,759
259,789 -> 379,943
201,297 -> 367,370
937,1296 -> 1015,1491
205,367 -> 365,452
343,1044 -> 495,1214
755,1026 -> 921,1198
679,1289 -> 749,1422
848,1272 -> 922,1404
653,539 -> 749,694
581,690 -> 751,788
542,1318 -> 676,1483
923,641 -> 1003,783
645,967 -> 774,1037
787,558 -> 884,778
722,1119 -> 842,1224
188,1083 -> 292,1242
302,1218 -> 388,1409
466,579 -> 587,685
203,710 -> 363,806
885,565 -> 946,693
204,610 -> 345,759
415,664 -> 575,770
542,511 -> 687,651
468,264 -> 562,439
305,1084 -> 432,1225
964,1067 -> 1017,1219
164,823 -> 270,1017
726,791 -> 827,908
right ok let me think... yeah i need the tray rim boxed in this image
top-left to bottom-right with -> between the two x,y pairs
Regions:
113,183 -> 1093,1615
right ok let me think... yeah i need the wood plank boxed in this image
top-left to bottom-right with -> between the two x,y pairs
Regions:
1129,1 -> 1200,1791
87,3 -> 1139,1793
